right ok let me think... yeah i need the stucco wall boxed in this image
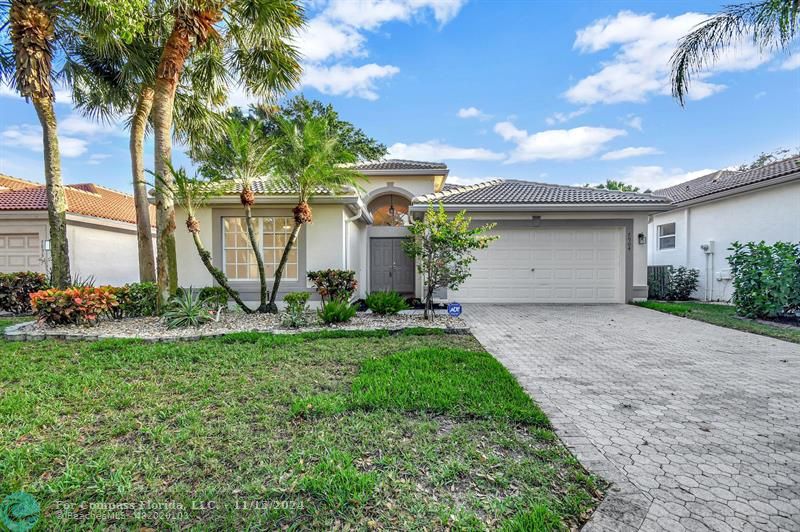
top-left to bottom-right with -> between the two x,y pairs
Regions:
68,222 -> 142,285
648,181 -> 800,301
361,174 -> 439,201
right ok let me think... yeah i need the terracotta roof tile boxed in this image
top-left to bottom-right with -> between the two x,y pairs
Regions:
0,178 -> 154,225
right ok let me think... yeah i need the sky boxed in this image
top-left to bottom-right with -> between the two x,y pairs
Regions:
1,0 -> 799,193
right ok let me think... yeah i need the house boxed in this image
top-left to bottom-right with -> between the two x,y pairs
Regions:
648,156 -> 800,301
0,174 -> 152,285
174,159 -> 672,305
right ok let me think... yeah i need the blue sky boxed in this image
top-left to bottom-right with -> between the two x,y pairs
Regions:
1,0 -> 799,193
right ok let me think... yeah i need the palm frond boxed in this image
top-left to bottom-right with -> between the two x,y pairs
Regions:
671,0 -> 800,105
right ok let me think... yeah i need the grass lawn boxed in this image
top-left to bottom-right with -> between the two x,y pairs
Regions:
636,301 -> 800,344
0,328 -> 602,530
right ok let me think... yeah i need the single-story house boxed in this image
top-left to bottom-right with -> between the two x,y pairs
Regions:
0,174 -> 152,285
174,159 -> 672,305
648,156 -> 800,301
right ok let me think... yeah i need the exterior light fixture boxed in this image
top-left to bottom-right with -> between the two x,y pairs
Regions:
638,232 -> 646,245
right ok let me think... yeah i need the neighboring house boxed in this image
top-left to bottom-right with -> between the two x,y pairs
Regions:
174,159 -> 672,305
0,174 -> 153,285
648,156 -> 800,302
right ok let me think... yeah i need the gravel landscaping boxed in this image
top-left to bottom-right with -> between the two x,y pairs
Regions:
7,310 -> 467,341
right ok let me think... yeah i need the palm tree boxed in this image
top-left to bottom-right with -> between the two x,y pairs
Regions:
155,165 -> 251,313
267,114 -> 363,312
152,0 -> 304,307
64,10 -> 226,283
671,0 -> 799,105
1,0 -> 146,288
192,119 -> 272,312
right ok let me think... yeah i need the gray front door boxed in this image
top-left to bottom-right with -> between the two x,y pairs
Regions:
370,238 -> 414,294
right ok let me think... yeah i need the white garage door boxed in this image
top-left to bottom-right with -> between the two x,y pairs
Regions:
452,227 -> 625,303
0,234 -> 44,273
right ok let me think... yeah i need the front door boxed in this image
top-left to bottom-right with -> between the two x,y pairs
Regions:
370,238 -> 415,294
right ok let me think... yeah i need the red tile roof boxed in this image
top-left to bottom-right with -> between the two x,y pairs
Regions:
0,174 -> 154,225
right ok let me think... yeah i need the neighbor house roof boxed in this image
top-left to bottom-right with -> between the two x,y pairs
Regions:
352,159 -> 448,172
413,179 -> 672,206
0,176 -> 153,225
655,156 -> 800,204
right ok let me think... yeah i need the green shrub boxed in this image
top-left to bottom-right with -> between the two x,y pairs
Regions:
30,286 -> 119,326
281,291 -> 311,328
365,290 -> 410,315
164,288 -> 213,329
116,282 -> 158,317
317,299 -> 357,325
0,271 -> 49,314
307,269 -> 357,305
666,266 -> 699,301
199,286 -> 229,308
728,241 -> 800,318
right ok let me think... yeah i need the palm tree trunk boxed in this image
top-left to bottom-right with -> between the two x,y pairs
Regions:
268,222 -> 302,313
243,204 -> 268,312
32,96 -> 71,288
190,231 -> 251,313
130,86 -> 156,283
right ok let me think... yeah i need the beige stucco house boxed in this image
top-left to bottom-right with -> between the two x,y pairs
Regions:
0,174 -> 152,285
174,159 -> 672,306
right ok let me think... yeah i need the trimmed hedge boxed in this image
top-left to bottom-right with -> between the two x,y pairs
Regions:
0,271 -> 49,314
728,241 -> 800,319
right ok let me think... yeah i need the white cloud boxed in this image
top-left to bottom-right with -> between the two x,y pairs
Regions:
302,63 -> 400,100
1,125 -> 88,158
446,175 -> 497,186
60,114 -> 119,136
618,165 -> 716,191
457,106 -> 490,119
754,90 -> 767,99
567,11 -> 771,104
87,153 -> 112,165
623,114 -> 643,131
601,146 -> 661,160
0,82 -> 72,104
779,53 -> 800,71
295,17 -> 366,63
323,0 -> 466,30
388,140 -> 505,161
494,122 -> 626,163
545,106 -> 589,125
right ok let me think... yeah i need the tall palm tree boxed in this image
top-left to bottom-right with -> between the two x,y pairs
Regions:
671,0 -> 799,105
1,0 -> 145,288
267,114 -> 363,312
192,119 -> 272,311
152,0 -> 304,307
156,165 -> 251,312
64,9 -> 226,283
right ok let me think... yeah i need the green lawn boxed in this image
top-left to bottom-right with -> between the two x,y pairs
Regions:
0,329 -> 602,530
636,301 -> 800,344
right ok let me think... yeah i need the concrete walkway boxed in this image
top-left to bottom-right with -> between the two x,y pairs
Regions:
463,304 -> 800,531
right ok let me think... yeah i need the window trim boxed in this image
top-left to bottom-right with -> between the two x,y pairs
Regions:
221,215 -> 299,281
657,222 -> 676,250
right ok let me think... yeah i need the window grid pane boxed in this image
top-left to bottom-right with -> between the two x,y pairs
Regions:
222,216 -> 298,281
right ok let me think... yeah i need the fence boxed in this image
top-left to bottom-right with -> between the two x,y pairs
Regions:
647,265 -> 672,300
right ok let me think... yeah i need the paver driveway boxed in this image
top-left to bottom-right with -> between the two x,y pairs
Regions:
463,304 -> 800,531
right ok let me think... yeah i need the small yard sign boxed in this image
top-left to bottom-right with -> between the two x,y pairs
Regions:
447,302 -> 462,317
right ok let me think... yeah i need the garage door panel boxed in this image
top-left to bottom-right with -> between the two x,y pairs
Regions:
0,233 -> 43,274
452,227 -> 624,303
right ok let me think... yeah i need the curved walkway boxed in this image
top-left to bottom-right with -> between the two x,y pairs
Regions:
463,304 -> 800,531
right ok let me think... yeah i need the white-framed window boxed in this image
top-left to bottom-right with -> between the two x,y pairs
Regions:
657,222 -> 676,250
222,217 -> 298,281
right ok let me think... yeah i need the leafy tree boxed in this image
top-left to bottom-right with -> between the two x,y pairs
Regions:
403,204 -> 498,320
152,0 -> 304,308
154,166 -> 251,313
1,0 -> 146,288
192,119 -> 272,311
584,180 -> 640,192
248,96 -> 387,162
267,113 -> 364,312
671,0 -> 799,105
64,5 -> 226,283
737,146 -> 800,170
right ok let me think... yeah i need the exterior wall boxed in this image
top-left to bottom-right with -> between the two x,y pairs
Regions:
361,174 -> 440,201
68,221 -> 142,285
648,180 -> 800,301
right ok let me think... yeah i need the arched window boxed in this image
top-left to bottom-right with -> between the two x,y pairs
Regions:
367,194 -> 411,226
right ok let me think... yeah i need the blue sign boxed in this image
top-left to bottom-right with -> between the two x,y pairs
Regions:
447,302 -> 462,317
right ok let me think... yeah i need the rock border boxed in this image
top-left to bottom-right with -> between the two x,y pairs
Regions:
4,320 -> 470,343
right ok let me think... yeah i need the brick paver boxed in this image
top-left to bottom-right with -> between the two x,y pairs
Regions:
463,304 -> 800,531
